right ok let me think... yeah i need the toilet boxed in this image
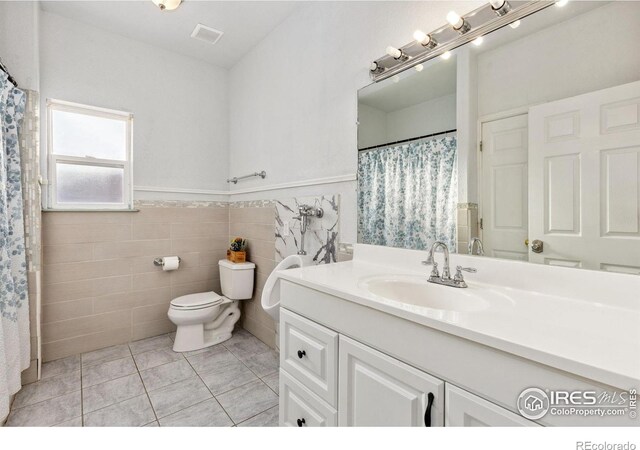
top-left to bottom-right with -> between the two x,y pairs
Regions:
168,259 -> 255,352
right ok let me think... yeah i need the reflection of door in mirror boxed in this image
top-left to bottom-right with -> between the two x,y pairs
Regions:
528,80 -> 640,274
479,114 -> 528,261
358,1 -> 640,274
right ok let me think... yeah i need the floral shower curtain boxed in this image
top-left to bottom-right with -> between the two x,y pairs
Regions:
358,135 -> 458,251
0,72 -> 30,421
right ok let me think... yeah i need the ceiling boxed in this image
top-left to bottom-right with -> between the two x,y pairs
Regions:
359,57 -> 457,113
40,0 -> 300,69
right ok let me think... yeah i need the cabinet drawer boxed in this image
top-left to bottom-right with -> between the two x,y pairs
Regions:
280,369 -> 337,427
445,384 -> 540,427
280,308 -> 338,406
338,335 -> 444,427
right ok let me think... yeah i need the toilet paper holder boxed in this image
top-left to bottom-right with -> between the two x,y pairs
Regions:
154,256 -> 181,267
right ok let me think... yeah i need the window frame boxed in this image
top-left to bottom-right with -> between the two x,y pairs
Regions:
47,99 -> 134,210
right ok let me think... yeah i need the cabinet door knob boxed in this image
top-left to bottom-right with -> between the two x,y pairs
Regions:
297,350 -> 306,359
297,418 -> 306,427
424,392 -> 435,427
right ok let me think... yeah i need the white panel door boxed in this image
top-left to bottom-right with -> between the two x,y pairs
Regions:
480,114 -> 529,260
529,80 -> 640,272
338,335 -> 444,427
445,384 -> 540,427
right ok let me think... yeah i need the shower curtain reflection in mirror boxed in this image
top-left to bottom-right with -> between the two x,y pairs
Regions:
357,135 -> 458,251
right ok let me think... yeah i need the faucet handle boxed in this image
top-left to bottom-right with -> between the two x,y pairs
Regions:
454,265 -> 476,283
427,261 -> 439,278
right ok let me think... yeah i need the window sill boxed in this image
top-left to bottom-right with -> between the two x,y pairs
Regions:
42,208 -> 140,213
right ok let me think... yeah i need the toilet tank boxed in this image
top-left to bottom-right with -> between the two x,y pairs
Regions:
218,260 -> 255,300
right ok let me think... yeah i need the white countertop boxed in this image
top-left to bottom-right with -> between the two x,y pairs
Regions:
277,245 -> 640,390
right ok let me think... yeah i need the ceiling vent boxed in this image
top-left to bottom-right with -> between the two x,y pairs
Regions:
191,24 -> 224,45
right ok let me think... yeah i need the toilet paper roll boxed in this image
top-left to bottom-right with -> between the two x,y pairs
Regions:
162,256 -> 180,271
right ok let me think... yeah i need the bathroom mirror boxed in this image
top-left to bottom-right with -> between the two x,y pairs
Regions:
357,1 -> 640,274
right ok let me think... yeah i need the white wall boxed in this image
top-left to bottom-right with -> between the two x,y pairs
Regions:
229,1 -> 483,242
357,103 -> 386,149
358,94 -> 456,149
0,1 -> 40,91
39,11 -> 230,200
477,1 -> 640,117
386,93 -> 456,143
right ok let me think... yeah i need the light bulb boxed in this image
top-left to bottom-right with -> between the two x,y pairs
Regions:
415,64 -> 424,72
386,46 -> 402,59
441,51 -> 452,60
413,30 -> 427,44
152,0 -> 181,10
556,0 -> 569,7
473,36 -> 484,46
509,20 -> 521,29
446,11 -> 464,29
489,0 -> 505,9
369,62 -> 379,72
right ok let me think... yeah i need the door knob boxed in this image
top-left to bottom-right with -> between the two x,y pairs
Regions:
531,239 -> 544,253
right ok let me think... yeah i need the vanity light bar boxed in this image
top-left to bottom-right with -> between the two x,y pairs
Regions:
370,0 -> 555,82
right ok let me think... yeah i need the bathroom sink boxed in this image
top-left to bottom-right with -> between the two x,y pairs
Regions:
358,275 -> 489,312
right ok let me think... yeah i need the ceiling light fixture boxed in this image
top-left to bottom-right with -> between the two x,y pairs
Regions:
489,0 -> 512,16
413,30 -> 438,49
369,0 -> 552,81
386,46 -> 409,61
447,11 -> 471,34
152,0 -> 181,11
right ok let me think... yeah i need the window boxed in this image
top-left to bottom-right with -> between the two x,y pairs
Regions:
47,99 -> 133,210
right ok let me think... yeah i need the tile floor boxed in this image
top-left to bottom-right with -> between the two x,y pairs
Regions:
6,329 -> 280,427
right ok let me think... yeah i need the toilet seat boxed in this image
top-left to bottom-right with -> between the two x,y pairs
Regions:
170,291 -> 223,310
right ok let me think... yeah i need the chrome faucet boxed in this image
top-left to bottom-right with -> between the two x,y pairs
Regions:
468,237 -> 485,256
293,204 -> 324,255
422,241 -> 476,288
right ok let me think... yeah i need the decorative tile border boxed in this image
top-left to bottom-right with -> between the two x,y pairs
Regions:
133,200 -> 228,208
229,200 -> 276,208
19,90 -> 41,273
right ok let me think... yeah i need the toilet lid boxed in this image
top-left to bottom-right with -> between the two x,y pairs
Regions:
170,291 -> 223,309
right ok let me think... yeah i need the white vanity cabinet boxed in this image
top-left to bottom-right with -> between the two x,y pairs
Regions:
279,308 -> 444,427
338,335 -> 444,427
445,384 -> 539,427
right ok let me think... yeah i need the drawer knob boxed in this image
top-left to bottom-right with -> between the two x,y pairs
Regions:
297,350 -> 306,359
297,418 -> 306,427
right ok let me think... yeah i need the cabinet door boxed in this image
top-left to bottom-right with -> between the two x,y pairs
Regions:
338,335 -> 444,427
445,384 -> 540,427
280,370 -> 337,427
